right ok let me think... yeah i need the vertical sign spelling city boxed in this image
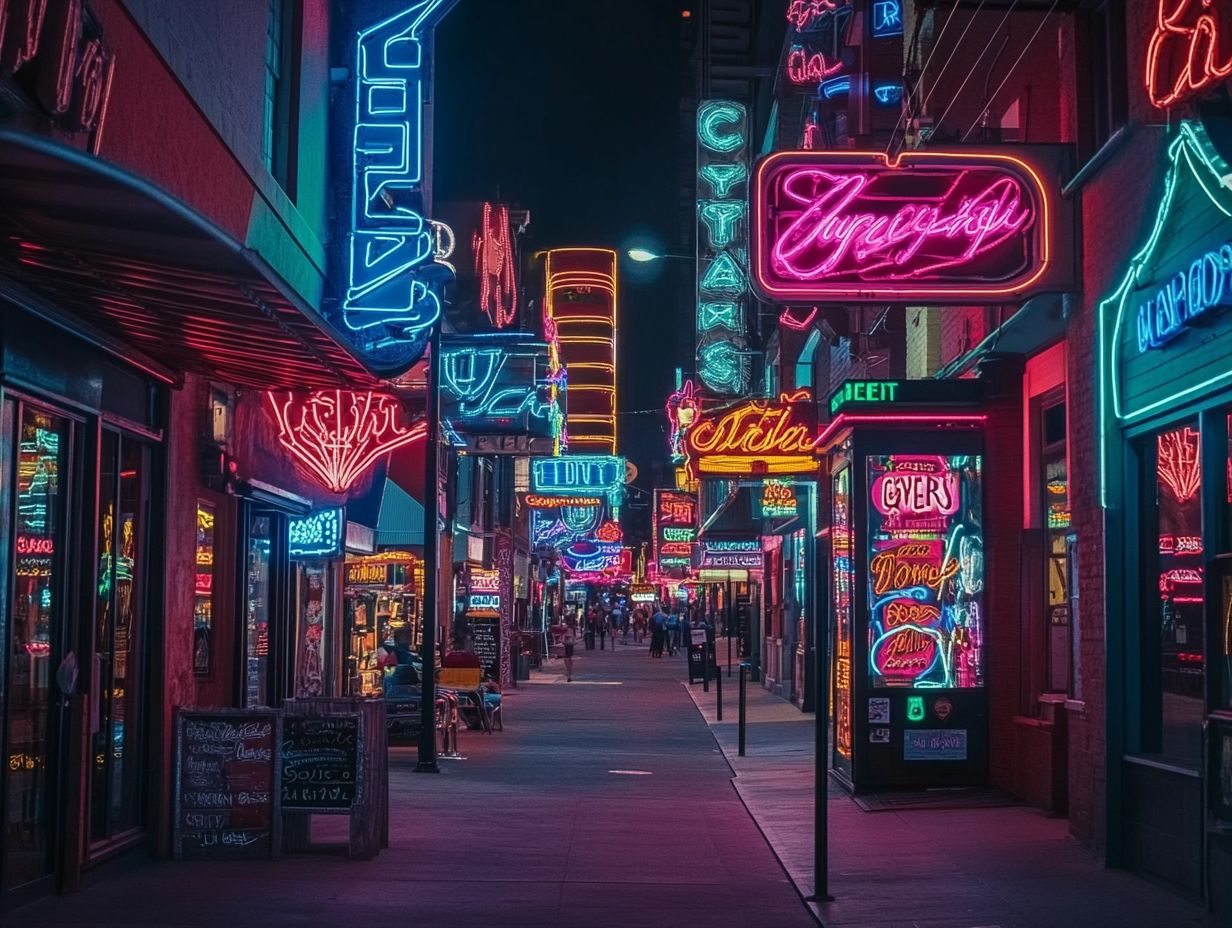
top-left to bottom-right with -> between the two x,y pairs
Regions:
696,100 -> 751,395
342,0 -> 454,374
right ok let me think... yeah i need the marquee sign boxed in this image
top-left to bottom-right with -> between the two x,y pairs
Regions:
531,455 -> 625,508
751,150 -> 1054,303
684,389 -> 820,479
1146,0 -> 1232,108
654,489 -> 698,578
699,540 -> 763,570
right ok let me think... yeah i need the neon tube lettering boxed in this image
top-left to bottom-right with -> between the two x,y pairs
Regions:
1146,0 -> 1232,108
772,169 -> 1031,281
787,45 -> 843,84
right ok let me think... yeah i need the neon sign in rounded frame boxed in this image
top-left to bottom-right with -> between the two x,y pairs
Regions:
750,150 -> 1053,303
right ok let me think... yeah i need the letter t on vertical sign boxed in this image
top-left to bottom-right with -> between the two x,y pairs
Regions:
697,100 -> 751,396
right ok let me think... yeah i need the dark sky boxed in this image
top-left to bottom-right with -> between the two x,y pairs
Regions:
434,1 -> 690,503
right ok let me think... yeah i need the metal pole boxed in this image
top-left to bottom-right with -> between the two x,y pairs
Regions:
809,481 -> 830,900
738,661 -> 748,756
715,633 -> 723,721
702,626 -> 710,694
726,579 -> 733,677
416,325 -> 441,774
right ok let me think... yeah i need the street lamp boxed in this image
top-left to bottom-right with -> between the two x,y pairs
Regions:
626,248 -> 691,262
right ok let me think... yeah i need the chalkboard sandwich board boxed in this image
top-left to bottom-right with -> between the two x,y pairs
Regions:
174,709 -> 281,860
281,714 -> 363,812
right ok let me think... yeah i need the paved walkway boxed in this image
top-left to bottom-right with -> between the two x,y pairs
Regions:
689,653 -> 1217,928
17,642 -> 814,928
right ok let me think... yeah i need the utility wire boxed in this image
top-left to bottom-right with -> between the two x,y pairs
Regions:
886,0 -> 962,156
928,0 -> 1021,144
960,0 -> 1062,143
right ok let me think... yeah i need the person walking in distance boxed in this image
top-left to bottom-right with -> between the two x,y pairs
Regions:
562,619 -> 577,682
665,608 -> 679,656
650,603 -> 668,658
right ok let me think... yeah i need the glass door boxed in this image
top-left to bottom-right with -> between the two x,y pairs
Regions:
2,401 -> 70,896
89,430 -> 150,846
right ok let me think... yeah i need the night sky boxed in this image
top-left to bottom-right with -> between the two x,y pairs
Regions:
434,1 -> 690,529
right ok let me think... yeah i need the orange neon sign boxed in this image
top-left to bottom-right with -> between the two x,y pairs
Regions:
1146,0 -> 1232,108
685,389 -> 820,478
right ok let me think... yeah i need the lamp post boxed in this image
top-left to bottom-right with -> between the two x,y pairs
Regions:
626,248 -> 692,263
416,322 -> 442,774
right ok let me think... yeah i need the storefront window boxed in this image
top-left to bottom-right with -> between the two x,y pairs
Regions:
245,514 -> 273,707
6,405 -> 68,888
1042,398 -> 1072,692
294,564 -> 328,698
194,504 -> 215,676
1151,421 -> 1205,763
866,454 -> 984,689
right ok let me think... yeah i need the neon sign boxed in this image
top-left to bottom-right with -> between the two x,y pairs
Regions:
1135,242 -> 1232,352
531,455 -> 624,504
751,151 -> 1052,303
759,479 -> 798,518
15,535 -> 53,556
697,99 -> 750,395
655,489 -> 697,579
596,521 -> 623,542
545,248 -> 617,453
473,202 -> 517,329
1157,427 -> 1201,502
787,45 -> 843,84
524,495 -> 601,509
1146,0 -> 1232,108
786,0 -> 842,31
288,508 -> 344,558
341,1 -> 453,372
468,568 -> 501,615
440,336 -> 561,452
268,390 -> 425,493
867,455 -> 983,689
560,541 -> 624,573
666,379 -> 701,463
872,82 -> 903,106
871,0 -> 903,38
684,389 -> 820,479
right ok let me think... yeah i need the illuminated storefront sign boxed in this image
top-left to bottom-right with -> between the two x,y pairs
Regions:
758,479 -> 799,518
468,568 -> 501,616
752,151 -> 1053,303
655,489 -> 698,578
1157,426 -> 1201,502
529,500 -> 604,549
699,540 -> 762,570
268,390 -> 425,493
531,455 -> 624,505
524,495 -> 601,509
440,335 -> 562,454
472,202 -> 518,329
560,541 -> 624,574
697,99 -> 751,395
341,1 -> 454,373
685,390 -> 820,478
630,584 -> 656,603
870,0 -> 903,37
1134,242 -> 1232,352
866,455 -> 984,689
288,508 -> 344,558
1146,0 -> 1232,108
345,551 -> 419,587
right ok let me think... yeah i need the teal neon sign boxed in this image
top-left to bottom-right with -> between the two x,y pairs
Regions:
829,380 -> 900,415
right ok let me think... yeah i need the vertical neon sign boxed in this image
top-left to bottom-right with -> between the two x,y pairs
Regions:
343,1 -> 453,372
866,455 -> 984,689
696,99 -> 750,395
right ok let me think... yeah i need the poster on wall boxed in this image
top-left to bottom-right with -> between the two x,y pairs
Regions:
866,454 -> 984,689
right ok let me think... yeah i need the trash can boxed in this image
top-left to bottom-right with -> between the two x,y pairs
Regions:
516,652 -> 530,681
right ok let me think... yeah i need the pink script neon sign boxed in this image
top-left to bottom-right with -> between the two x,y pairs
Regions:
751,151 -> 1052,302
871,457 -> 959,532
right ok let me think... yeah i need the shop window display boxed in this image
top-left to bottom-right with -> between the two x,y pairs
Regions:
1151,421 -> 1205,764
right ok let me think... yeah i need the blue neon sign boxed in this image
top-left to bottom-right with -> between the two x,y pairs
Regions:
871,0 -> 903,38
872,82 -> 903,107
288,508 -> 343,558
342,1 -> 455,373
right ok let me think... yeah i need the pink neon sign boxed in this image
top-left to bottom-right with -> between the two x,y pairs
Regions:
871,456 -> 959,531
787,46 -> 843,84
751,151 -> 1052,302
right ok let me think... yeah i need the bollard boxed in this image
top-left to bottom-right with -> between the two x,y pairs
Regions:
715,642 -> 723,721
702,638 -> 710,693
738,660 -> 749,756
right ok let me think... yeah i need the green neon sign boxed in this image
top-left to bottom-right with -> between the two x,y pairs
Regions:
829,380 -> 900,415
906,695 -> 925,722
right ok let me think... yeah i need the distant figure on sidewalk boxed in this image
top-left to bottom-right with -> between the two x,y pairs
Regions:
633,607 -> 647,642
562,620 -> 577,682
665,609 -> 679,656
650,605 -> 668,657
598,612 -> 608,650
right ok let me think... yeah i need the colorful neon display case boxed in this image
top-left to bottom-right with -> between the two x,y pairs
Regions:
821,379 -> 988,790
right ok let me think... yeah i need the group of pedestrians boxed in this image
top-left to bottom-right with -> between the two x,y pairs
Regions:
644,603 -> 688,658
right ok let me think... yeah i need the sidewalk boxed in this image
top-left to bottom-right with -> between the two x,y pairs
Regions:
687,658 -> 1216,928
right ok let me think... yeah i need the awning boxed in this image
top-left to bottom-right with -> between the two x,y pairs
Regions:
0,131 -> 381,389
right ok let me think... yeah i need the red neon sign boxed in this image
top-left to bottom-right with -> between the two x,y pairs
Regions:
656,491 -> 697,527
473,202 -> 517,328
267,391 -> 425,493
1146,1 -> 1232,108
1157,427 -> 1201,502
786,0 -> 842,30
685,389 -> 820,479
15,535 -> 53,556
787,46 -> 843,84
596,520 -> 623,542
751,151 -> 1051,303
